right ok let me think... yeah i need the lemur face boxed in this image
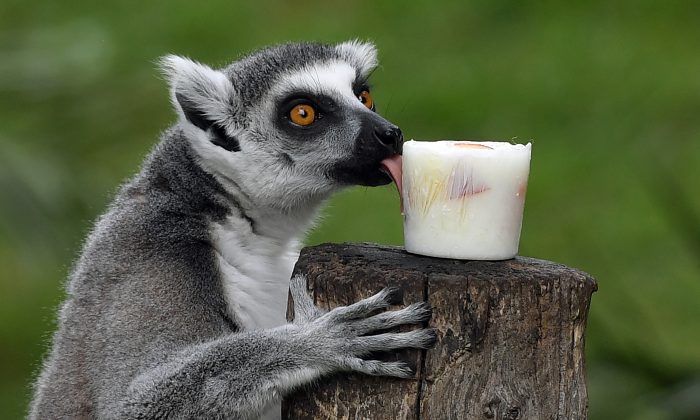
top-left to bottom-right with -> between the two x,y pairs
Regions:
264,59 -> 402,188
161,41 -> 401,210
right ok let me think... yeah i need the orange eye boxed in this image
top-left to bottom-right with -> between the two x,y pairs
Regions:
358,90 -> 374,110
289,104 -> 316,126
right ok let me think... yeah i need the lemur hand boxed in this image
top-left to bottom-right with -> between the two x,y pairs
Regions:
289,275 -> 436,378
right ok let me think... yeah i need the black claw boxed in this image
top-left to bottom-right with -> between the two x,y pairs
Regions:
418,302 -> 433,321
404,360 -> 417,375
384,287 -> 404,305
426,329 -> 438,347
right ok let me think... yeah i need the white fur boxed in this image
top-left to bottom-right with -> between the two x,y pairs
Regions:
210,214 -> 301,330
335,40 -> 379,78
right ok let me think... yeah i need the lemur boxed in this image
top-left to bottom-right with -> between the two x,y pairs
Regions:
30,41 -> 436,419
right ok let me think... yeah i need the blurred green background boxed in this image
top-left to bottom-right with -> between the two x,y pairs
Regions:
1,0 -> 699,418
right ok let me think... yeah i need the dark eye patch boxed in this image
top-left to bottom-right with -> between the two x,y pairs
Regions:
278,93 -> 339,126
275,93 -> 342,136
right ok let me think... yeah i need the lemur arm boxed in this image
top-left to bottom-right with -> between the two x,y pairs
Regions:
115,328 -> 323,419
113,277 -> 435,419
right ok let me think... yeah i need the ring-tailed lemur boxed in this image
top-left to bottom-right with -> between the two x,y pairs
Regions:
30,41 -> 435,419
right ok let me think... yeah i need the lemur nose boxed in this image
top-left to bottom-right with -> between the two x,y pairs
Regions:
375,126 -> 404,154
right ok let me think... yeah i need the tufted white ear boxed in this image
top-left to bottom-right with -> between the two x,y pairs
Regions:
159,55 -> 237,131
335,40 -> 378,78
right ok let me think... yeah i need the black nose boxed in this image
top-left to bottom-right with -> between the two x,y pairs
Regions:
374,125 -> 404,154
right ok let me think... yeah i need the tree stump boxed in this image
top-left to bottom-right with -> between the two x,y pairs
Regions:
282,243 -> 597,420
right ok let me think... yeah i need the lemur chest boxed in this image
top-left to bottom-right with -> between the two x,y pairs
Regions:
210,217 -> 300,331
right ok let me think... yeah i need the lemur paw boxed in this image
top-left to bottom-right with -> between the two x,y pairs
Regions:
295,286 -> 436,378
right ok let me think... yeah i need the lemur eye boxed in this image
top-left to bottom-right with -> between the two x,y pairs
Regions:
289,104 -> 316,126
358,90 -> 374,110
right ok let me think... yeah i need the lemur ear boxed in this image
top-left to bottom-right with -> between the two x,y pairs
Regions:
159,55 -> 236,132
335,40 -> 378,78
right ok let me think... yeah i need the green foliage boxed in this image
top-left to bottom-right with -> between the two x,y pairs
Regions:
1,0 -> 699,418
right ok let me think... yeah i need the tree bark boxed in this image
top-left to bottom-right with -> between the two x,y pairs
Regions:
283,243 -> 597,420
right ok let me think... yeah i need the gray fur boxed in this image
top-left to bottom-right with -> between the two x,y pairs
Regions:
30,40 -> 431,419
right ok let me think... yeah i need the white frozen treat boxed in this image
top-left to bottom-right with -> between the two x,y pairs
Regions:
399,140 -> 531,260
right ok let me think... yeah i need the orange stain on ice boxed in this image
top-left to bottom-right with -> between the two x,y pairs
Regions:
454,143 -> 493,150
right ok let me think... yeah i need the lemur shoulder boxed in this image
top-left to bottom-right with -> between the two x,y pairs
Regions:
30,41 -> 435,419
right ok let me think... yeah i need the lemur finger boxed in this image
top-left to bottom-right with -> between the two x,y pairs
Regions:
349,329 -> 437,355
323,287 -> 403,322
351,302 -> 432,335
341,357 -> 415,378
289,275 -> 323,323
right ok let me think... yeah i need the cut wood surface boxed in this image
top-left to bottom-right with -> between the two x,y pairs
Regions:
283,243 -> 597,420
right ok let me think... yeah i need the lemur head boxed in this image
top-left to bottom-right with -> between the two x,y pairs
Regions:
160,41 -> 402,215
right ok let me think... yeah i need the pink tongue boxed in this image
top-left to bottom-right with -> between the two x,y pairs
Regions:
380,155 -> 404,213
